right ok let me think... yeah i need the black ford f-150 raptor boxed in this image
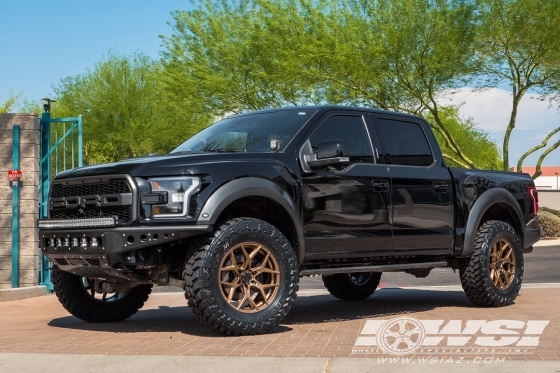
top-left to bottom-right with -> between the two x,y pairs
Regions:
39,106 -> 541,335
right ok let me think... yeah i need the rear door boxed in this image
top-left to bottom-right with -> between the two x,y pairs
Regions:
368,114 -> 453,256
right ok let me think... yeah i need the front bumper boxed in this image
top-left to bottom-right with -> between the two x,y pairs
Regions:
40,225 -> 212,275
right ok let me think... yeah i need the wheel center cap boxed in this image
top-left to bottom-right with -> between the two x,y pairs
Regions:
241,271 -> 252,284
496,261 -> 503,269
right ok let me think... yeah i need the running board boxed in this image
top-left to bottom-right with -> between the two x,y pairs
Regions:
299,261 -> 448,276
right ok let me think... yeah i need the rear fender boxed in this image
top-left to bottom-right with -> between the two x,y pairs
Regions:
460,188 -> 524,257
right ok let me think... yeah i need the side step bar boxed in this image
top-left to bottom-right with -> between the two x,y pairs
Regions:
299,261 -> 448,276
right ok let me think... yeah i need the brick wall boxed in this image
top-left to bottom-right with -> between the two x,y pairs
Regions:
0,114 -> 40,289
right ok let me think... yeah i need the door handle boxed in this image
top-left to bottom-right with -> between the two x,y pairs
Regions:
371,180 -> 390,191
433,182 -> 449,192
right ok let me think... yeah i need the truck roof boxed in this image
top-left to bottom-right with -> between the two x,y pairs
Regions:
230,105 -> 425,121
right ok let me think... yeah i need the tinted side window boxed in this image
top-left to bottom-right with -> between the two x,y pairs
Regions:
376,119 -> 434,166
309,115 -> 374,164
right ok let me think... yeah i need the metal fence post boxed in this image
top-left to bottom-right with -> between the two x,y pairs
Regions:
78,114 -> 83,166
39,112 -> 52,289
11,125 -> 20,288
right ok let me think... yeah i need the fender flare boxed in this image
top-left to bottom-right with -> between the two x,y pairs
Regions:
461,188 -> 524,257
197,177 -> 305,264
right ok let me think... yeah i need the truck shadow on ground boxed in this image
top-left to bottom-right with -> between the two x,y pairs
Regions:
47,288 -> 476,337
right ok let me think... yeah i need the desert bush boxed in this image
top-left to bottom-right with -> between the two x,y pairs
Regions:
538,210 -> 560,238
541,206 -> 560,219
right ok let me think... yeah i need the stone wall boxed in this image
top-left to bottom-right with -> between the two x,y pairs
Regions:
0,114 -> 40,289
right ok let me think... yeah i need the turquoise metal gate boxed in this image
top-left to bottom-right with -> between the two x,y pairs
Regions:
39,107 -> 83,290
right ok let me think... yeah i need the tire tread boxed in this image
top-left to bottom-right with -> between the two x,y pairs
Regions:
184,217 -> 299,335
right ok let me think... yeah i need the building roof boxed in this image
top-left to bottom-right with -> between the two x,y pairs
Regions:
510,166 -> 560,177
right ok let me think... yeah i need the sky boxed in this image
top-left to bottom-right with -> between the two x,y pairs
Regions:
1,1 -> 559,167
0,0 -> 192,103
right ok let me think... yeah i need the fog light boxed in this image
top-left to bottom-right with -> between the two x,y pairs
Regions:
48,238 -> 55,247
56,238 -> 62,247
71,238 -> 79,247
63,238 -> 70,247
80,238 -> 88,248
90,237 -> 99,247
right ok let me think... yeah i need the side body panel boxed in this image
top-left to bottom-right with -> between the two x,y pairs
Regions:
302,165 -> 392,259
449,168 -> 538,255
369,114 -> 453,256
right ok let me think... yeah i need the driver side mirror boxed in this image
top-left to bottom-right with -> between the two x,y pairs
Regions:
305,140 -> 350,169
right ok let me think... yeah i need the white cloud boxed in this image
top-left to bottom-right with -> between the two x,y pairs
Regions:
440,87 -> 560,132
439,87 -> 560,166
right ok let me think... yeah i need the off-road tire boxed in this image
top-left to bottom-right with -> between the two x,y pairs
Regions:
52,267 -> 152,322
323,272 -> 382,300
459,220 -> 524,307
184,217 -> 299,336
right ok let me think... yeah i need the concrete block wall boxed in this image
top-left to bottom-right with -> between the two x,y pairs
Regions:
538,190 -> 560,210
0,114 -> 40,289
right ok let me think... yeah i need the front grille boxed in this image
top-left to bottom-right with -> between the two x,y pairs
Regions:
51,180 -> 131,198
49,176 -> 135,226
55,258 -> 68,266
50,205 -> 132,222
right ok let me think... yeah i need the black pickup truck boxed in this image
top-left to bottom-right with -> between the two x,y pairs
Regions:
39,106 -> 540,335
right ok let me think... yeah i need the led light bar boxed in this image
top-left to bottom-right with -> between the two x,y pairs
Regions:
38,217 -> 115,229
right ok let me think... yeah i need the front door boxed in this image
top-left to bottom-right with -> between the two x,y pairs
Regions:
300,112 -> 392,261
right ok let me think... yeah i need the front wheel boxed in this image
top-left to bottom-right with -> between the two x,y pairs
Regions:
184,218 -> 299,336
52,268 -> 152,322
459,220 -> 524,307
323,272 -> 382,300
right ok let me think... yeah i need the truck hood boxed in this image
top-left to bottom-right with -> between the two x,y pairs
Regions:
54,152 -> 272,179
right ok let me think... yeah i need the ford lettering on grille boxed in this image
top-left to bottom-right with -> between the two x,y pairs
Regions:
49,177 -> 135,225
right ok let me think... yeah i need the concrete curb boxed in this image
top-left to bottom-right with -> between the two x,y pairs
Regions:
533,238 -> 560,247
0,285 -> 47,302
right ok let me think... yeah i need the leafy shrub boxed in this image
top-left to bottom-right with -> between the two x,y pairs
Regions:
541,206 -> 560,219
538,211 -> 560,238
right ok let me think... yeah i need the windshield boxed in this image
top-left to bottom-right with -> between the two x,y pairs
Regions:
172,109 -> 316,153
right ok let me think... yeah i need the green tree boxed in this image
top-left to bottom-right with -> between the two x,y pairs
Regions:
161,1 -> 319,116
52,51 -> 209,164
428,107 -> 502,170
18,98 -> 42,115
162,0 -> 494,168
0,91 -> 22,113
477,0 -> 560,175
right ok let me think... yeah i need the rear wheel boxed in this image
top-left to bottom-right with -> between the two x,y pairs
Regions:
322,272 -> 382,300
459,220 -> 523,307
184,217 -> 299,335
52,267 -> 152,322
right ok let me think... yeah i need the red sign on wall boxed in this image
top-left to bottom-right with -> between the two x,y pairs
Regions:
8,170 -> 22,181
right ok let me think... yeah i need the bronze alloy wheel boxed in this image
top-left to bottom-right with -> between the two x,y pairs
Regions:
459,220 -> 523,307
218,242 -> 281,313
489,238 -> 517,290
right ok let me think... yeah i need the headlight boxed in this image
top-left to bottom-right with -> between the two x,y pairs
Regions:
149,177 -> 200,218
